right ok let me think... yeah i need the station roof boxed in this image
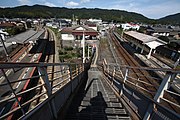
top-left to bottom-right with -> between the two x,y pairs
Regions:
0,43 -> 12,52
61,25 -> 98,36
6,29 -> 45,44
124,31 -> 167,49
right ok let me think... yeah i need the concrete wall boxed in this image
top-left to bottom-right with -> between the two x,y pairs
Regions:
61,34 -> 75,41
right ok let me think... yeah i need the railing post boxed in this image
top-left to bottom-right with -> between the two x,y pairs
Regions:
102,61 -> 105,72
120,68 -> 129,96
154,72 -> 172,102
78,65 -> 80,83
108,65 -> 110,76
124,68 -> 129,83
135,78 -> 139,90
103,58 -> 107,72
143,72 -> 174,120
38,67 -> 57,119
76,64 -> 78,76
38,67 -> 52,96
68,65 -> 73,93
112,67 -> 116,85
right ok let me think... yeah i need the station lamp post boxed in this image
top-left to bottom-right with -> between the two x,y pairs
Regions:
82,30 -> 85,63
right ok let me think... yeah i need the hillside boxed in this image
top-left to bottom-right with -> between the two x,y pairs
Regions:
158,13 -> 180,25
0,5 -> 179,24
0,5 -> 153,23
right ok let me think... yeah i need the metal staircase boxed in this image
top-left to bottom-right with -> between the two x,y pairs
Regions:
64,67 -> 131,120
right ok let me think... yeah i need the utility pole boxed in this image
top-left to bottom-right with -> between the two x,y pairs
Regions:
82,29 -> 85,63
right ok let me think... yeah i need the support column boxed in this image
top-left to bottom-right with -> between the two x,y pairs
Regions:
141,45 -> 144,54
131,43 -> 134,47
147,48 -> 153,59
88,44 -> 90,59
153,49 -> 156,54
136,43 -> 139,50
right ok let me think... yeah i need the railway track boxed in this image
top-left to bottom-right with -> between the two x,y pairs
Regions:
44,29 -> 55,87
109,30 -> 157,97
0,44 -> 30,62
5,38 -> 48,119
109,30 -> 180,113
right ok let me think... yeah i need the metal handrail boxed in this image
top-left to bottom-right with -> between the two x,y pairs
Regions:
102,59 -> 180,119
0,62 -> 84,119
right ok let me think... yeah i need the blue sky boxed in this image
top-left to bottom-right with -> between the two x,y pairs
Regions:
0,0 -> 180,19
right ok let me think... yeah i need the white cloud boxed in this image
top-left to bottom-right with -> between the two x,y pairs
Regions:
105,0 -> 180,19
81,0 -> 91,3
18,0 -> 31,5
136,1 -> 180,19
66,1 -> 79,7
37,0 -> 46,2
44,2 -> 56,7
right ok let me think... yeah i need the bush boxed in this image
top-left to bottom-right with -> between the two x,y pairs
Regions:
64,47 -> 73,51
59,50 -> 64,55
58,50 -> 67,55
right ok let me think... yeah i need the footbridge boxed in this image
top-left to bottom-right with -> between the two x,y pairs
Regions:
0,61 -> 180,120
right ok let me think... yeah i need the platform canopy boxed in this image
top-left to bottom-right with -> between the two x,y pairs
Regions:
6,29 -> 45,44
124,31 -> 167,49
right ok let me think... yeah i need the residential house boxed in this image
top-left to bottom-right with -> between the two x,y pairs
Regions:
0,22 -> 16,30
121,23 -> 140,30
84,21 -> 97,31
151,27 -> 172,36
87,19 -> 102,25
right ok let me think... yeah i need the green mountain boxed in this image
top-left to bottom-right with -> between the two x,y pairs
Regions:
0,5 -> 179,24
0,5 -> 153,23
158,13 -> 180,25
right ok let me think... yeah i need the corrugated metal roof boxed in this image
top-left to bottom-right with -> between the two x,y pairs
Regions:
124,31 -> 166,44
124,31 -> 167,49
6,29 -> 45,44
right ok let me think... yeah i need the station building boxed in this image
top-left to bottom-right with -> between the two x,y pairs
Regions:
123,31 -> 166,59
61,25 -> 99,47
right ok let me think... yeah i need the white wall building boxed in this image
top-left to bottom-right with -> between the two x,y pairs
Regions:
87,19 -> 102,25
61,34 -> 75,41
121,23 -> 140,30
